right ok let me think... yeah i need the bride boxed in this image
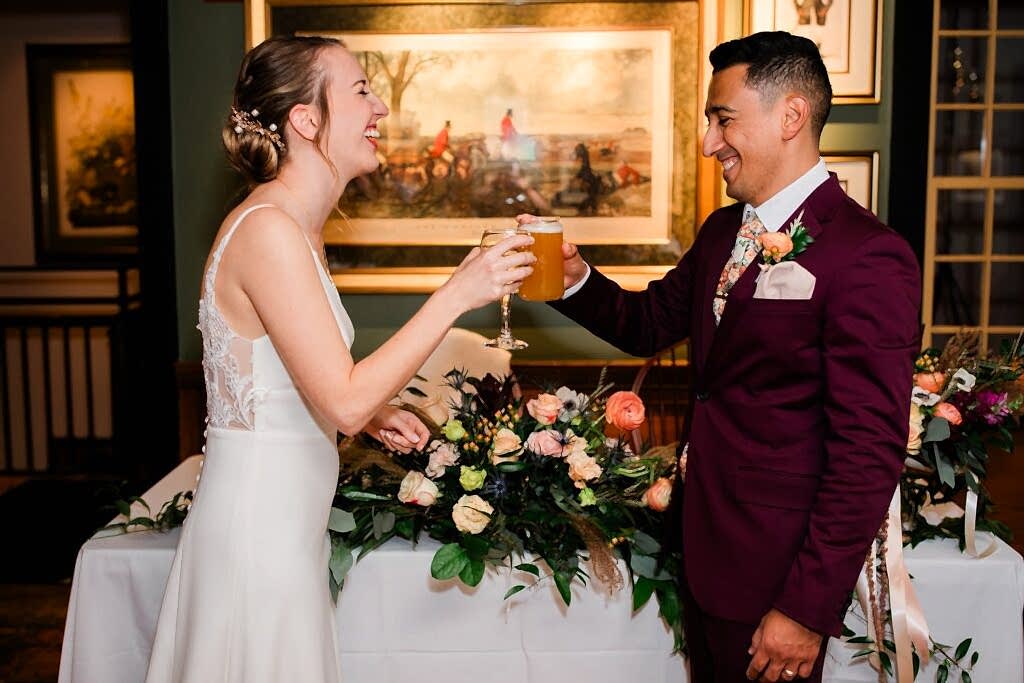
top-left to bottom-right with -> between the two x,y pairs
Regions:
145,35 -> 535,683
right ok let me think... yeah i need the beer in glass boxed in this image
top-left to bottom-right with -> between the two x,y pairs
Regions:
518,218 -> 565,301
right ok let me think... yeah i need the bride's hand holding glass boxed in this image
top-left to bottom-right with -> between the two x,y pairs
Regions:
442,231 -> 535,313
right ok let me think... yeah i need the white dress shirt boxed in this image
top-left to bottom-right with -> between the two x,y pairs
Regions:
562,158 -> 830,299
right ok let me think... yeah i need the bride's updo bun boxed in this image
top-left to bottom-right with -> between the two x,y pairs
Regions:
222,35 -> 343,185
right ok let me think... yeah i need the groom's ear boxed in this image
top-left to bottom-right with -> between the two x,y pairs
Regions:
780,93 -> 812,142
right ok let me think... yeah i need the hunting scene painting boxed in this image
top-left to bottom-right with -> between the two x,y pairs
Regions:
327,29 -> 673,246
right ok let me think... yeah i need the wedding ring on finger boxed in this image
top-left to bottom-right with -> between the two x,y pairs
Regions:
782,668 -> 797,680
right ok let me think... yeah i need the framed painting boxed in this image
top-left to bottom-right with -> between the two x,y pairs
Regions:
824,152 -> 878,213
245,0 -> 702,293
27,44 -> 138,263
745,0 -> 882,103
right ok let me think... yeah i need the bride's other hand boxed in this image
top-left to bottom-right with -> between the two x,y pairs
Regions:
443,232 -> 535,311
517,213 -> 588,289
368,406 -> 430,454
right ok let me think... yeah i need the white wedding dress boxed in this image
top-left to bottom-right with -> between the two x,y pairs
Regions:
146,204 -> 353,683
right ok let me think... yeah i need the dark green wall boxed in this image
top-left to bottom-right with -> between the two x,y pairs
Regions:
169,0 -> 895,362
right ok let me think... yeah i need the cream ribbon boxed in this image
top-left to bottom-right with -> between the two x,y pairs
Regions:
855,488 -> 931,683
964,489 -> 998,559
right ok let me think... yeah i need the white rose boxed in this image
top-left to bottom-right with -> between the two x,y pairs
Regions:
397,471 -> 439,506
452,494 -> 494,534
911,386 -> 941,406
490,428 -> 522,464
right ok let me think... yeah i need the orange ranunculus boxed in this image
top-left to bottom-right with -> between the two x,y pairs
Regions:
933,401 -> 963,426
759,231 -> 793,263
643,477 -> 673,512
914,371 -> 946,395
605,391 -> 646,431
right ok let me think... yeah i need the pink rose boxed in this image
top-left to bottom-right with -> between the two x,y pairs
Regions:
566,451 -> 602,489
425,441 -> 459,479
527,393 -> 563,425
605,391 -> 646,431
933,402 -> 963,426
914,372 -> 946,395
397,471 -> 439,506
643,477 -> 673,512
526,429 -> 564,457
758,231 -> 794,263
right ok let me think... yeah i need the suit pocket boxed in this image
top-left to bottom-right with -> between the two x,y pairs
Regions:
735,466 -> 820,511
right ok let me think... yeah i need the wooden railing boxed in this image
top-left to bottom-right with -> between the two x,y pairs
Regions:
0,265 -> 143,476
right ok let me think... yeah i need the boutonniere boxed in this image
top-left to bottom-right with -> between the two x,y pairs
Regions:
758,210 -> 814,265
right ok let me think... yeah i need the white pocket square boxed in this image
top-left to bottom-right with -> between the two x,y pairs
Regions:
754,261 -> 816,300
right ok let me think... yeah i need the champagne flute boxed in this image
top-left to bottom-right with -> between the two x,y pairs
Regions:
480,227 -> 529,350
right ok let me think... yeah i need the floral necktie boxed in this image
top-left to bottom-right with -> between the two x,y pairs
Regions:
712,208 -> 766,325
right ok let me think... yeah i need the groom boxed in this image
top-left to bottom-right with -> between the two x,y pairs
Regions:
535,32 -> 921,682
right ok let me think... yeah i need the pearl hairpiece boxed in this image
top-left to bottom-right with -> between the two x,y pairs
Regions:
230,107 -> 285,151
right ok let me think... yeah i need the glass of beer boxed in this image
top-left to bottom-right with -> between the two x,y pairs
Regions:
480,227 -> 529,350
517,218 -> 565,302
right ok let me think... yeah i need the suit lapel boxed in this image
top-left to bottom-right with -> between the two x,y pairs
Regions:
696,207 -> 744,370
702,179 -> 836,378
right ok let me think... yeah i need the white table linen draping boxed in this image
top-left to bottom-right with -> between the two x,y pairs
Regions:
58,456 -> 1024,683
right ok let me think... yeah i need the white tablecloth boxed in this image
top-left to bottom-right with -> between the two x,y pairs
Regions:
58,458 -> 1024,682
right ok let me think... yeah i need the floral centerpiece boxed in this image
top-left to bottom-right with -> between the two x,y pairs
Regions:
901,331 -> 1023,548
326,369 -> 684,650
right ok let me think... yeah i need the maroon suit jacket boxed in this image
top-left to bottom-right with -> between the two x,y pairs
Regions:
552,175 -> 921,636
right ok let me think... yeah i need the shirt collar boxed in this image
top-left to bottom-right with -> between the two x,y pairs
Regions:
744,159 -> 829,232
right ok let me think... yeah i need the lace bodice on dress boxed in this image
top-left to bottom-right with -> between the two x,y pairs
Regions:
198,203 -> 354,432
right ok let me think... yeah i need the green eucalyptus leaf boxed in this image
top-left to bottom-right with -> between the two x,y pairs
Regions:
504,584 -> 527,600
936,453 -> 956,488
632,530 -> 661,555
632,577 -> 655,611
329,541 -> 354,584
937,662 -> 949,683
514,563 -> 540,577
878,651 -> 893,676
404,386 -> 428,398
656,584 -> 681,626
496,461 -> 528,473
851,649 -> 875,659
924,417 -> 951,443
955,638 -> 972,661
970,651 -> 979,666
553,571 -> 572,606
430,543 -> 469,580
961,672 -> 972,683
328,507 -> 357,533
630,553 -> 671,581
372,511 -> 396,539
846,636 -> 874,644
343,491 -> 393,502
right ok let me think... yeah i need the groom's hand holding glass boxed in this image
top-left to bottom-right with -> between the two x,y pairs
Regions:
516,214 -> 589,293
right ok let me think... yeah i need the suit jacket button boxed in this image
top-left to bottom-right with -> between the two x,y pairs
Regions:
696,391 -> 710,402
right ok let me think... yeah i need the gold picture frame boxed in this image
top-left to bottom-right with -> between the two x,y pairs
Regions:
744,0 -> 883,103
823,151 -> 879,213
244,0 -> 704,293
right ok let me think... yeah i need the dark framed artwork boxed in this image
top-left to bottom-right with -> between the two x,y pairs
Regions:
27,44 -> 138,263
246,1 -> 701,293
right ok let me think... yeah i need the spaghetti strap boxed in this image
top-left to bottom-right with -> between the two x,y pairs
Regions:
203,204 -> 275,303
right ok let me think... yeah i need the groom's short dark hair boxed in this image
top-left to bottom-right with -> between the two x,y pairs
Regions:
710,31 -> 832,137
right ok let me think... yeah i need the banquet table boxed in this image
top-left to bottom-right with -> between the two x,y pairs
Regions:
58,463 -> 1024,682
